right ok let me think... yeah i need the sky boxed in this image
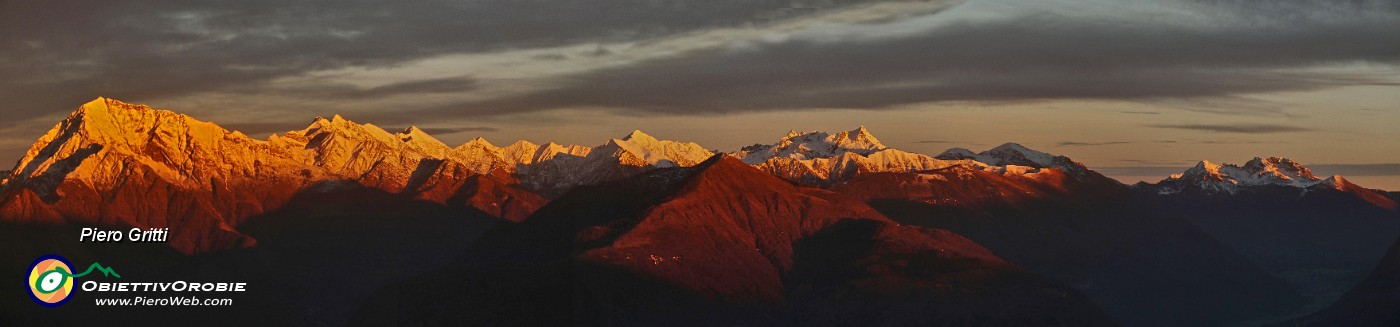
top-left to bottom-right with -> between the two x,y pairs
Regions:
1,0 -> 1398,189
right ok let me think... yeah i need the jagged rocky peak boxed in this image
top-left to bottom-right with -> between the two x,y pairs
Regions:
0,98 -> 566,253
1173,160 -> 1224,179
304,114 -> 351,134
395,126 -> 452,157
459,136 -> 498,149
53,97 -> 232,145
1158,157 -> 1332,194
934,142 -> 1114,184
2,98 -> 317,253
601,129 -> 713,168
498,140 -> 540,165
299,114 -> 425,164
1176,157 -> 1320,184
298,114 -> 413,154
72,96 -> 154,124
734,127 -> 980,185
505,139 -> 538,150
833,125 -> 887,152
1244,156 -> 1318,181
531,141 -> 591,163
621,129 -> 658,143
735,126 -> 893,165
8,97 -> 269,190
1154,157 -> 1397,209
396,126 -> 437,142
1320,175 -> 1350,190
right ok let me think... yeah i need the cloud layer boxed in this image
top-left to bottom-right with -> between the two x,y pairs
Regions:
4,0 -> 1397,122
0,0 -> 923,122
444,0 -> 1400,115
1149,123 -> 1314,134
1,0 -> 1397,167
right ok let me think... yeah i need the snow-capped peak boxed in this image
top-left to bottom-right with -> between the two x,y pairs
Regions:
622,130 -> 658,143
1320,175 -> 1349,191
986,142 -> 1057,168
452,137 -> 506,169
59,97 -> 223,146
1173,160 -> 1223,179
1243,157 -> 1318,181
1157,157 -> 1328,194
460,136 -> 498,149
833,126 -> 887,152
733,126 -> 892,165
935,142 -> 1109,183
938,143 -> 1061,170
532,142 -> 592,163
396,126 -> 452,157
304,114 -> 360,136
730,126 -> 979,184
601,130 -> 713,168
498,140 -> 540,165
396,126 -> 435,141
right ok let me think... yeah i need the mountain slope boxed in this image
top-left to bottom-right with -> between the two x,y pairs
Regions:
1152,157 -> 1327,194
937,142 -> 1117,184
1138,157 -> 1400,313
364,155 -> 1116,326
839,145 -> 1305,326
0,98 -> 546,253
516,130 -> 712,196
0,98 -> 313,252
734,127 -> 982,186
1289,235 -> 1400,326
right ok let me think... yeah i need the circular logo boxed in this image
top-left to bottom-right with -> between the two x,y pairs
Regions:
28,254 -> 75,307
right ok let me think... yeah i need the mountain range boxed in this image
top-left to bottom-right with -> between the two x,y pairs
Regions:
1,98 -> 1396,326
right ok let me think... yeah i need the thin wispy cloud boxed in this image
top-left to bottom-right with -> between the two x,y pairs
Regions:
1310,164 -> 1400,176
1148,123 -> 1314,134
1155,139 -> 1271,145
1116,159 -> 1195,164
413,127 -> 499,134
913,140 -> 972,144
1057,141 -> 1134,147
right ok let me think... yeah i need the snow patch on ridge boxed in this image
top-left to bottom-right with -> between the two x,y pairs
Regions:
733,126 -> 990,185
1156,157 -> 1331,194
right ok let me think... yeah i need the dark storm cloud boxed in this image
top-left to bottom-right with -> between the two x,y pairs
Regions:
1148,123 -> 1314,134
0,0 -> 908,123
447,0 -> 1400,115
